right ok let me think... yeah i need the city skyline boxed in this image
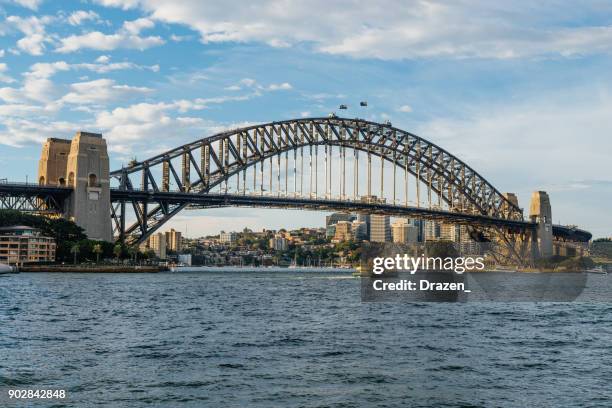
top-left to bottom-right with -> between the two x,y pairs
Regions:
0,1 -> 611,237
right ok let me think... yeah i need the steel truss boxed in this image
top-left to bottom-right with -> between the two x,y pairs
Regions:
0,183 -> 69,214
109,117 -> 526,247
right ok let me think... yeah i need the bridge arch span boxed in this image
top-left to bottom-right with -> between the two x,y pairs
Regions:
110,117 -> 523,245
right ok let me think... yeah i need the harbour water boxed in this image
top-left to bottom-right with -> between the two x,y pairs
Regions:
1,270 -> 612,407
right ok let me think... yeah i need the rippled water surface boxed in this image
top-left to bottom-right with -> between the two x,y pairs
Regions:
1,271 -> 612,407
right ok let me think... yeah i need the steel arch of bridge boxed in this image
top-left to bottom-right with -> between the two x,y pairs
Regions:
110,117 -> 524,245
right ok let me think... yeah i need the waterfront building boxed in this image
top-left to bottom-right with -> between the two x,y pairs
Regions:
165,228 -> 182,252
220,231 -> 237,244
0,226 -> 56,264
370,214 -> 391,242
178,253 -> 192,266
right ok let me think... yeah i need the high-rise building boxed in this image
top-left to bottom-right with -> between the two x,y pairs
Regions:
333,221 -> 353,242
440,223 -> 459,242
356,214 -> 370,240
269,234 -> 288,251
326,224 -> 336,239
148,232 -> 167,259
165,228 -> 182,252
410,219 -> 425,242
325,213 -> 355,238
424,220 -> 441,241
391,218 -> 418,244
456,225 -> 482,255
352,220 -> 368,241
370,214 -> 391,242
421,221 -> 481,254
220,232 -> 237,244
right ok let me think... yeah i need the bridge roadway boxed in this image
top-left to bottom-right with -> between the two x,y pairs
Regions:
110,188 -> 535,230
0,182 -> 73,196
0,183 -> 592,242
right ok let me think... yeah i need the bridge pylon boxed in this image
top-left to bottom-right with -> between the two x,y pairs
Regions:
529,191 -> 553,259
38,132 -> 112,242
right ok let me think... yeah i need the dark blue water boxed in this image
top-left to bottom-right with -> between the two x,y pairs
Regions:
1,271 -> 612,407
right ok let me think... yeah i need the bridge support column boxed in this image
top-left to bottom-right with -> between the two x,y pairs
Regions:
65,132 -> 113,242
529,191 -> 553,259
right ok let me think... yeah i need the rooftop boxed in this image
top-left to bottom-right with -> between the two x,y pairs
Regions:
0,225 -> 39,232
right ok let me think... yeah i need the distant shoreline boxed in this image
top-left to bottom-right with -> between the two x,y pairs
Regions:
18,265 -> 167,273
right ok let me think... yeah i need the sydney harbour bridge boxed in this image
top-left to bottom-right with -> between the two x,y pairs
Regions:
0,116 -> 591,265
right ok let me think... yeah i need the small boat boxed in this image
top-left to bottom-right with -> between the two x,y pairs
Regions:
0,264 -> 17,274
585,265 -> 607,274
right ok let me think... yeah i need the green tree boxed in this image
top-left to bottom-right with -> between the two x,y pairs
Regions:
93,244 -> 103,263
425,240 -> 459,258
127,246 -> 137,263
113,244 -> 123,261
558,256 -> 595,271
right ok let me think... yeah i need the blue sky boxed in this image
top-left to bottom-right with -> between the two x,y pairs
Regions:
0,0 -> 611,237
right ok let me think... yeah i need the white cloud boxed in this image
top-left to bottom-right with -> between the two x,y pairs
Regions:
68,10 -> 100,26
0,87 -> 25,103
267,82 -> 292,91
0,49 -> 6,58
0,103 -> 43,117
92,0 -> 612,60
95,0 -> 140,9
18,61 -> 70,103
94,102 -> 209,153
122,17 -> 154,34
225,78 -> 293,92
92,97 -> 256,153
56,17 -> 164,53
0,58 -> 157,107
0,118 -> 76,147
398,105 -> 412,113
240,78 -> 256,87
0,63 -> 15,83
75,59 -> 159,74
170,34 -> 192,42
26,61 -> 71,78
6,15 -> 54,56
59,78 -> 152,105
10,0 -> 42,10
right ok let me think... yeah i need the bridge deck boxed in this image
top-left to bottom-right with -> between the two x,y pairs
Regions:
110,189 -> 535,230
0,182 -> 73,195
0,183 -> 591,241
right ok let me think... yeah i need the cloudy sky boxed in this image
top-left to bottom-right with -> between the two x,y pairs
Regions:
0,0 -> 611,237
